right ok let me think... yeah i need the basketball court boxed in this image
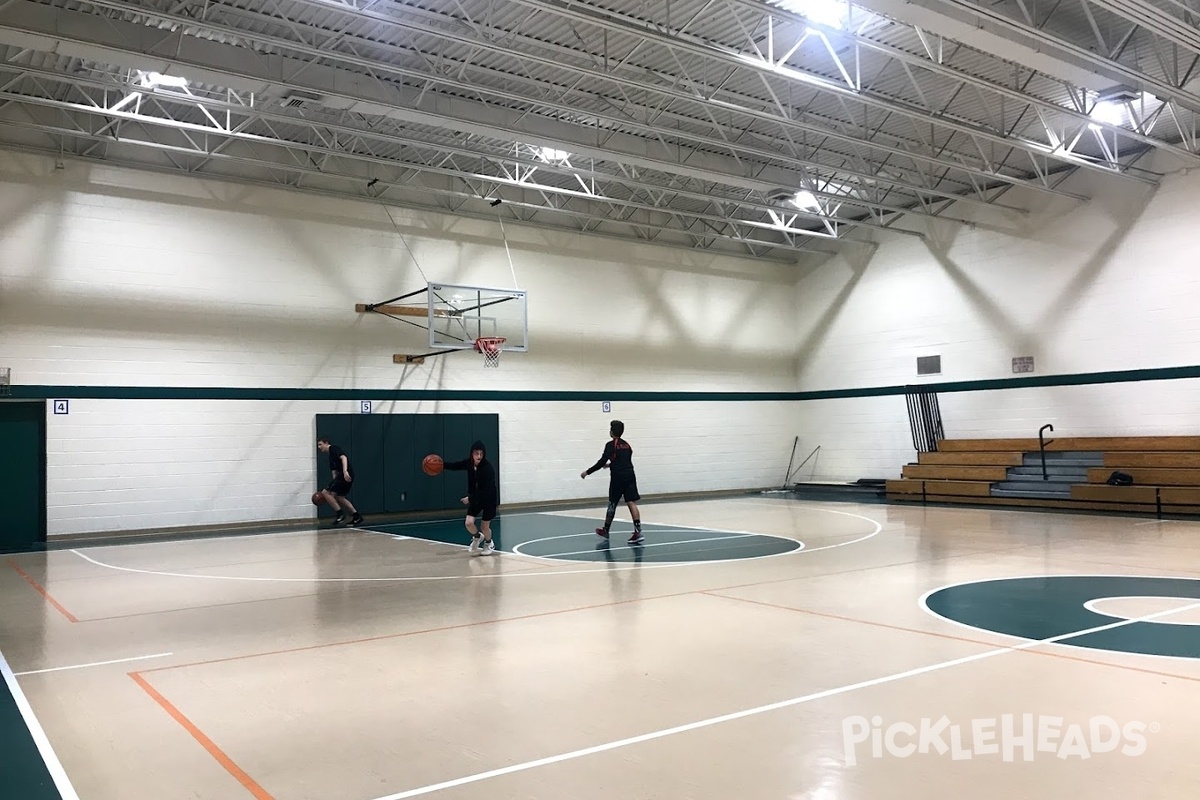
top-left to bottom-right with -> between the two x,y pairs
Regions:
3,0 -> 1200,797
3,494 -> 1199,800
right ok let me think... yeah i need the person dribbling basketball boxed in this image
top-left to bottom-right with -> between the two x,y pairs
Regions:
317,436 -> 364,527
443,440 -> 498,555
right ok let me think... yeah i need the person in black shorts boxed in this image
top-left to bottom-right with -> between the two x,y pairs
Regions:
317,436 -> 364,527
580,420 -> 643,544
444,440 -> 498,555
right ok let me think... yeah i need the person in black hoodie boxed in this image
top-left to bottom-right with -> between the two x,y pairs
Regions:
444,440 -> 498,555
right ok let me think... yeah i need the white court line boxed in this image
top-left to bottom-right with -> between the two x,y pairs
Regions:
370,511 -> 549,527
370,596 -> 1200,800
61,498 -> 837,553
56,527 -> 313,552
918,573 -> 1200,661
68,508 -> 883,583
60,511 -> 557,552
531,504 -> 883,556
364,502 -> 863,560
0,648 -> 82,800
1083,597 -> 1200,626
14,653 -> 174,676
545,510 -> 790,539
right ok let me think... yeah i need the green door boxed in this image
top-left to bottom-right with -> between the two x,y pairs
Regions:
0,402 -> 46,552
314,412 -> 499,516
349,414 -> 386,513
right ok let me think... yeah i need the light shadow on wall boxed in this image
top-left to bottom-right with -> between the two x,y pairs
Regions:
0,165 -> 69,293
922,179 -> 1158,356
1029,183 -> 1158,334
0,161 -> 801,283
1,283 -> 797,382
796,241 -> 876,368
0,157 -> 68,237
1,157 -> 805,384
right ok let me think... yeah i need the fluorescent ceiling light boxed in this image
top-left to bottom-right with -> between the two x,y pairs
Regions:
1088,99 -> 1125,129
776,0 -> 847,30
138,71 -> 189,89
535,147 -> 571,163
792,190 -> 821,209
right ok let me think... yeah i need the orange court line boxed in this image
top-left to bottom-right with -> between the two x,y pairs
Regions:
130,672 -> 276,800
85,564 -> 559,622
125,541 -> 972,659
139,588 -> 703,674
121,543 -> 1200,687
7,560 -> 79,623
134,548 -> 1120,677
700,590 -> 1200,685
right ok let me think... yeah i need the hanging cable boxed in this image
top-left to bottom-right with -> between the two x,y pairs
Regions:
381,202 -> 428,285
368,178 -> 428,285
497,212 -> 518,288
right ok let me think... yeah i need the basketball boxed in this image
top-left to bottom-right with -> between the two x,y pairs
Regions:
311,491 -> 325,506
422,454 -> 443,476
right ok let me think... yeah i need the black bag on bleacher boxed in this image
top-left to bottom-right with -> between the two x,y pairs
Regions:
1106,471 -> 1134,486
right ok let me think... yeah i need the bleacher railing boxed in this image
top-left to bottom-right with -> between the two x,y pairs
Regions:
905,387 -> 944,453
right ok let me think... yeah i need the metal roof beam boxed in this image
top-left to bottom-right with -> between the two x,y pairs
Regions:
923,0 -> 1200,113
0,57 -> 995,226
0,2 -> 1002,233
0,117 -> 837,257
506,0 -> 1161,183
0,73 -> 908,248
11,0 -> 1091,201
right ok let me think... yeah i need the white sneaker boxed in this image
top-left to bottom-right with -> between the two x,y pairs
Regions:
468,535 -> 481,554
480,540 -> 495,556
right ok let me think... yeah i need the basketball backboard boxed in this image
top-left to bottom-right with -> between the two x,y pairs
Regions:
427,283 -> 528,352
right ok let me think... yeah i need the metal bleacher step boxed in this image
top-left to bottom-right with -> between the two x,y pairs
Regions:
1006,468 -> 1087,481
990,484 -> 1074,498
1022,451 -> 1104,468
996,453 -> 1100,498
993,450 -> 1088,496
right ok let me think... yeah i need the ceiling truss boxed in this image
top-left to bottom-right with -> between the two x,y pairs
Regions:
0,0 -> 1193,261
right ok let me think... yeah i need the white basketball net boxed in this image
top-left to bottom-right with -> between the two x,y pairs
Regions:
477,338 -> 504,368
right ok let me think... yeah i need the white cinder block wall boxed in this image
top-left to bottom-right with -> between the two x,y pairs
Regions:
0,151 -> 804,536
793,153 -> 1200,482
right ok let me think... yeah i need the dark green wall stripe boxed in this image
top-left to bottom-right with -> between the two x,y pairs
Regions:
10,363 -> 1200,402
10,385 -> 797,401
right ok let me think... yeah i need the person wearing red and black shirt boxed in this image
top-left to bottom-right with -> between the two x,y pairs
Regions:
581,420 -> 643,545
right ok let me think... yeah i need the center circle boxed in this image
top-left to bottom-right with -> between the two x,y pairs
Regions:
1083,596 -> 1200,626
922,575 -> 1200,659
511,529 -> 804,563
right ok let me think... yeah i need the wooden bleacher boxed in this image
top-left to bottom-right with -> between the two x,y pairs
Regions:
886,436 -> 1200,515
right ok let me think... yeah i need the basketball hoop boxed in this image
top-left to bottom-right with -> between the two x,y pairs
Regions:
474,337 -> 506,368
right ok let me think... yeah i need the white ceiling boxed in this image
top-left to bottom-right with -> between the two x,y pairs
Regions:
1,0 -> 1196,262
